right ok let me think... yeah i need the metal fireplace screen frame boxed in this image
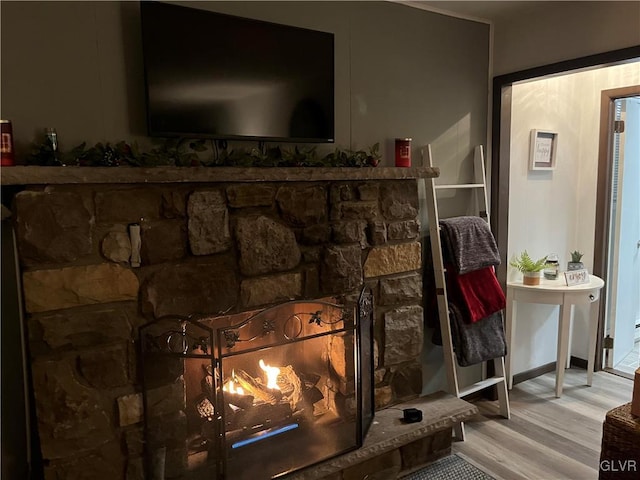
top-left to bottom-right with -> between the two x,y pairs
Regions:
140,314 -> 218,479
140,288 -> 374,480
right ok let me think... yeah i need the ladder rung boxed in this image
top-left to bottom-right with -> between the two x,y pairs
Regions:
458,376 -> 506,397
434,183 -> 485,190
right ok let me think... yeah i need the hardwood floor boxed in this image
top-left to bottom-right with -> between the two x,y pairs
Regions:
453,369 -> 634,480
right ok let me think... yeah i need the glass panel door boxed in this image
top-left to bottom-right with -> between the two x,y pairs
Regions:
605,96 -> 640,375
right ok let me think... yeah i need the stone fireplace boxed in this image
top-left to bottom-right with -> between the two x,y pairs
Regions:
140,291 -> 374,480
4,166 -> 435,479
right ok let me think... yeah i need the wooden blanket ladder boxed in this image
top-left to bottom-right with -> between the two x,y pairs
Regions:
423,144 -> 511,440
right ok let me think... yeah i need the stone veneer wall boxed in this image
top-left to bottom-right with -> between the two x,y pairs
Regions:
12,179 -> 424,479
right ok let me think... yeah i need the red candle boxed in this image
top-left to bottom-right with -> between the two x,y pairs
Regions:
395,138 -> 411,167
0,120 -> 15,166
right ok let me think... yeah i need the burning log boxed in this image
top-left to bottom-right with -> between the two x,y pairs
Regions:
300,372 -> 321,388
201,373 -> 214,397
195,395 -> 216,419
303,386 -> 324,406
226,402 -> 293,433
234,369 -> 282,405
225,392 -> 254,410
276,365 -> 303,409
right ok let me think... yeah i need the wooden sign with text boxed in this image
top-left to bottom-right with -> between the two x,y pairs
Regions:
564,269 -> 589,286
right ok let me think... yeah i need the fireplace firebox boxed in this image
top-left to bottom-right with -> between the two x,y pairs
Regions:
140,289 -> 374,479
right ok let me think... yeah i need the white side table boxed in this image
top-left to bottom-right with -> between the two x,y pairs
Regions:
505,274 -> 605,397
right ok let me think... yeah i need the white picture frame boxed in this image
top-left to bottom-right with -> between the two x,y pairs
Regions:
529,129 -> 558,171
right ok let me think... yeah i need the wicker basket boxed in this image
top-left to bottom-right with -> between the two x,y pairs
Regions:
599,402 -> 640,480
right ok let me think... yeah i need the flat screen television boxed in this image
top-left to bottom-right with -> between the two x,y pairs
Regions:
140,1 -> 335,143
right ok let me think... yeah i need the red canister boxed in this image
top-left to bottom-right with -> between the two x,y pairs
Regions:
1,120 -> 15,166
395,138 -> 411,167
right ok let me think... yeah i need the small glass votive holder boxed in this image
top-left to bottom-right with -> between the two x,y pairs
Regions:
544,253 -> 559,280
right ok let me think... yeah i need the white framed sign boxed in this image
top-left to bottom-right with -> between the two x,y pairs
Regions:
529,129 -> 558,171
564,268 -> 589,286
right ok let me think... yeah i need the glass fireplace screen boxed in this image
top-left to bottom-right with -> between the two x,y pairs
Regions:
140,289 -> 374,480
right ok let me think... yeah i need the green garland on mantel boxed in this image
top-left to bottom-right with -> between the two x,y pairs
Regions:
27,137 -> 382,168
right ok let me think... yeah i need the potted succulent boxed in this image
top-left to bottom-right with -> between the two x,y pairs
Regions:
510,250 -> 548,285
568,250 -> 585,271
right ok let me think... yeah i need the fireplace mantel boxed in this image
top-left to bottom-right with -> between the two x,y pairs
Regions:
1,165 -> 438,185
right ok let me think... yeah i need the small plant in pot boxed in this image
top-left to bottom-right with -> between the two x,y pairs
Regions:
510,250 -> 548,285
568,250 -> 585,271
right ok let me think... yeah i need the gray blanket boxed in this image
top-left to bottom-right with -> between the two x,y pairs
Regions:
449,303 -> 507,367
439,216 -> 500,274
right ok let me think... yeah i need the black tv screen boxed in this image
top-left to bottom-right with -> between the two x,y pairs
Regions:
140,2 -> 335,143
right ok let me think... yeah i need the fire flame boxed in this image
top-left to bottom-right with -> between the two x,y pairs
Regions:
223,370 -> 245,395
259,359 -> 281,390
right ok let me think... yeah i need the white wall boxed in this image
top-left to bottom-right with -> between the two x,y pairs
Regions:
508,62 -> 640,375
493,1 -> 640,76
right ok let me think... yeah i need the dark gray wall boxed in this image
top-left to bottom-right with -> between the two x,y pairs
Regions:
493,1 -> 640,75
1,1 -> 489,170
1,1 -> 489,397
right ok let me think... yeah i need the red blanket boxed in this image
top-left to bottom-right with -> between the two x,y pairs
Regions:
452,267 -> 506,323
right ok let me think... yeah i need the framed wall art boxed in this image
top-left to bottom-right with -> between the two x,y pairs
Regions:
529,129 -> 558,171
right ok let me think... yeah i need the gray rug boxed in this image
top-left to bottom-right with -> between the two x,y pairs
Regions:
402,454 -> 494,480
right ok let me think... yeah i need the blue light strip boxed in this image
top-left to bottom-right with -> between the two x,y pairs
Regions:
231,423 -> 299,449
